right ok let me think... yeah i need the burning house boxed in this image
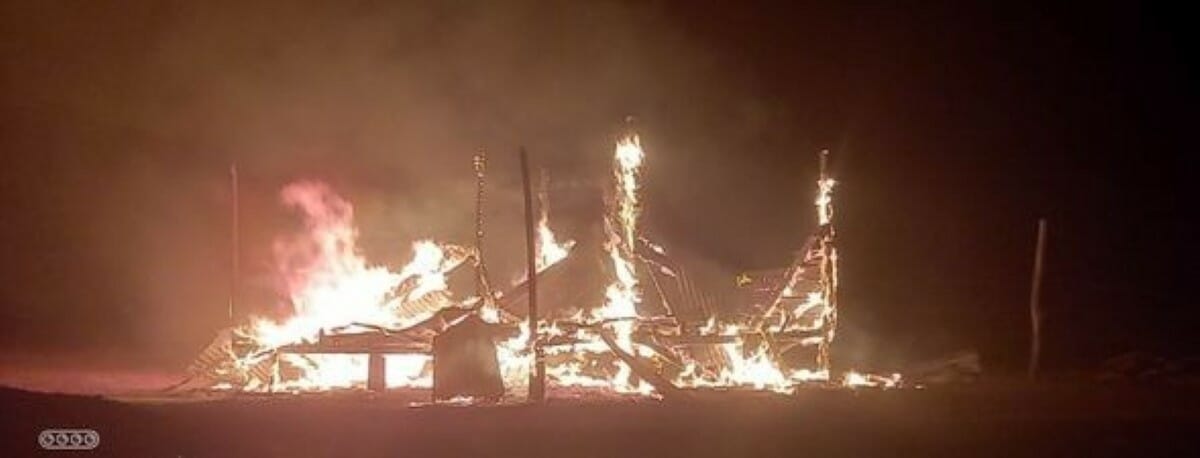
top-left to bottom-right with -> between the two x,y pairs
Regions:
174,132 -> 898,402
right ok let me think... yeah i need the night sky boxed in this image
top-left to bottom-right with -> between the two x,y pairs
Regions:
0,1 -> 1193,376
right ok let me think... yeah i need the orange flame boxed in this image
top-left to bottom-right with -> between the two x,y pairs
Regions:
205,145 -> 900,395
238,182 -> 463,391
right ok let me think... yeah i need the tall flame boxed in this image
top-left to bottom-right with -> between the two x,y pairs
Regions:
536,204 -> 574,271
239,181 -> 459,391
594,135 -> 648,393
536,171 -> 574,271
253,181 -> 403,348
542,135 -> 651,394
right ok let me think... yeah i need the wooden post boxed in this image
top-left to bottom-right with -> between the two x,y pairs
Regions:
367,352 -> 386,392
520,148 -> 545,402
472,153 -> 490,299
1027,218 -> 1047,380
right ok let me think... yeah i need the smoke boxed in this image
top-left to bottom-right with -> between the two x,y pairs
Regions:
0,1 -> 816,369
5,1 -> 1190,380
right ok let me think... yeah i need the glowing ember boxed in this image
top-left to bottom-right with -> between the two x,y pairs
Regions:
843,371 -> 902,388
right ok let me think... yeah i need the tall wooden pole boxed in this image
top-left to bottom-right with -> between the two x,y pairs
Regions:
520,148 -> 545,402
1027,218 -> 1047,380
473,153 -> 489,299
229,162 -> 239,323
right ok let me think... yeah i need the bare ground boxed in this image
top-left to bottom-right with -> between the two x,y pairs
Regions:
2,383 -> 1198,457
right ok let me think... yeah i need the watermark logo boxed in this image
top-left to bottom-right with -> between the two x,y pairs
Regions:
39,429 -> 100,450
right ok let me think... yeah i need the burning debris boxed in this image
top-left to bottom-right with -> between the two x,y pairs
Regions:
175,131 -> 901,401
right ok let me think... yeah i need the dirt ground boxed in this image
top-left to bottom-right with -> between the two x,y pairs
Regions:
3,383 -> 1198,457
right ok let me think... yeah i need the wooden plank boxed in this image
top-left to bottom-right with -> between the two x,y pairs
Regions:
596,328 -> 683,400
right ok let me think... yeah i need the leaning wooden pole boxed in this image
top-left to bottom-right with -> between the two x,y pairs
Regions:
1027,218 -> 1047,380
519,148 -> 545,402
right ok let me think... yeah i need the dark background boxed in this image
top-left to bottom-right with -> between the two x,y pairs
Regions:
0,1 -> 1193,381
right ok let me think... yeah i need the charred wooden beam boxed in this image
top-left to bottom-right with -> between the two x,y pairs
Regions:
275,342 -> 431,354
520,147 -> 546,403
596,328 -> 682,400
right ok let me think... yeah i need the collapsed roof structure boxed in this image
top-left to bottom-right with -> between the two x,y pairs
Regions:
174,133 -> 898,401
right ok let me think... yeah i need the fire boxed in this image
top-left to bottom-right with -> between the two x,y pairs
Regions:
672,322 -> 823,394
709,325 -> 793,393
534,136 -> 896,395
188,136 -> 901,398
595,135 -> 649,393
496,321 -> 532,392
234,182 -> 466,391
814,154 -> 839,373
509,177 -> 573,287
535,135 -> 654,395
612,136 -> 644,248
536,174 -> 574,271
816,176 -> 835,226
398,241 -> 453,302
489,174 -> 577,395
843,371 -> 902,388
537,222 -> 571,271
254,181 -> 404,348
